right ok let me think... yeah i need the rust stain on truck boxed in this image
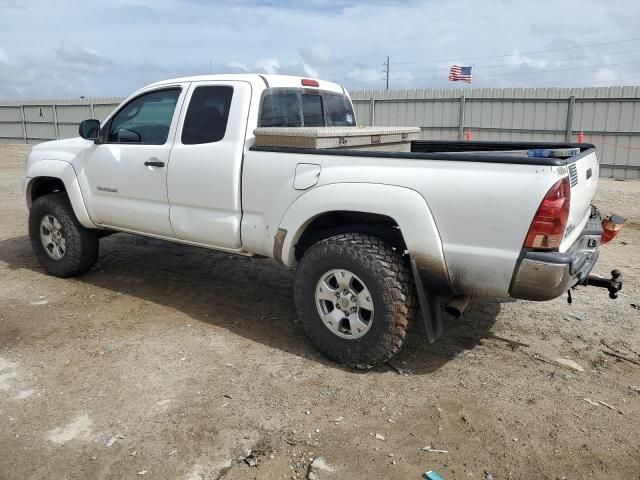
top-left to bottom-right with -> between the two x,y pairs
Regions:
273,228 -> 287,264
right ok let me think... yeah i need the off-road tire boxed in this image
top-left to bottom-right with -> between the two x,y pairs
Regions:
294,233 -> 417,368
28,193 -> 99,277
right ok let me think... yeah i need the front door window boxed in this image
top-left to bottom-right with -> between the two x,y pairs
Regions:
107,89 -> 180,145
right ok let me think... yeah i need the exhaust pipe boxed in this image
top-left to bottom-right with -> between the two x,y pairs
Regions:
444,295 -> 470,317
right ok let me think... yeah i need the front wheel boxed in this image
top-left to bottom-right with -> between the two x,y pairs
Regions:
294,233 -> 417,369
28,193 -> 99,277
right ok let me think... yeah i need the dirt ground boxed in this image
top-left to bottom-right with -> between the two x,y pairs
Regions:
1,143 -> 639,480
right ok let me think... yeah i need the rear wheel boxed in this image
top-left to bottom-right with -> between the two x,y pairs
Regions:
28,193 -> 99,277
294,233 -> 417,368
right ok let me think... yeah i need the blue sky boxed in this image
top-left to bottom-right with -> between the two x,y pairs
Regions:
1,0 -> 639,99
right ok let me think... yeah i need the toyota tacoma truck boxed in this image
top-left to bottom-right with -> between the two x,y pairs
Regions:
22,74 -> 624,368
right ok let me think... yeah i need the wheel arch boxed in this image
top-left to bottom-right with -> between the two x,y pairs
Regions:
27,176 -> 66,206
25,160 -> 97,228
277,182 -> 450,291
294,211 -> 405,261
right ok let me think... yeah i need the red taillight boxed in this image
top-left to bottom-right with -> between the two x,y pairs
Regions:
301,78 -> 319,87
524,177 -> 571,250
601,214 -> 624,244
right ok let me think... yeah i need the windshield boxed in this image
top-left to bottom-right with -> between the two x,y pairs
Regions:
259,88 -> 356,128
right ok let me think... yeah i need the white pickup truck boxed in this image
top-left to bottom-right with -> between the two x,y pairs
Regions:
22,74 -> 623,368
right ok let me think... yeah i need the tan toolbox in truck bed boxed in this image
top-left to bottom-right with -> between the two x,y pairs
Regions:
254,126 -> 421,151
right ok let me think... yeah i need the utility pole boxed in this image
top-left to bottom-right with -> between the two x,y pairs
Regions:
384,56 -> 390,91
209,60 -> 212,74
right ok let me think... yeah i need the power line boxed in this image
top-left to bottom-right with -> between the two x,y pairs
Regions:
330,57 -> 390,84
323,37 -> 640,79
322,63 -> 382,77
474,59 -> 640,78
337,77 -> 387,86
391,48 -> 640,74
385,59 -> 640,82
392,37 -> 640,65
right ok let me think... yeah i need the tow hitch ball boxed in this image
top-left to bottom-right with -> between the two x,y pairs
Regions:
586,269 -> 623,299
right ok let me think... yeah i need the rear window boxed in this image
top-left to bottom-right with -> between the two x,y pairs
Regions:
259,88 -> 355,128
301,94 -> 323,127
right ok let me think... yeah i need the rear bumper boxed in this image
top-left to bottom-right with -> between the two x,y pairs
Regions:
509,213 -> 602,301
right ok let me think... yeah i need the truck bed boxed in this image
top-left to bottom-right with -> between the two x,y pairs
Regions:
244,140 -> 599,298
250,140 -> 596,166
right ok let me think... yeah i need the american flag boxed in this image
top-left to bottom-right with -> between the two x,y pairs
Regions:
449,65 -> 472,83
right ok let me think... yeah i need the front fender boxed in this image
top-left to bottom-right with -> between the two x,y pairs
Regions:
278,182 -> 451,292
25,159 -> 96,229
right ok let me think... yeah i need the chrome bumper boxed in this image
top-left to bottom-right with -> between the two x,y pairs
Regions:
509,214 -> 602,301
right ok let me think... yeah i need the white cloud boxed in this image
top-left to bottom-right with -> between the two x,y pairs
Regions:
227,61 -> 249,72
331,67 -> 383,87
593,67 -> 620,85
255,57 -> 280,75
507,52 -> 549,70
1,0 -> 640,98
301,44 -> 335,65
302,63 -> 319,78
55,39 -> 105,68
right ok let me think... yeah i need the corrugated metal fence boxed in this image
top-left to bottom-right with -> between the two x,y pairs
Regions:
1,86 -> 639,178
0,97 -> 123,144
351,86 -> 640,179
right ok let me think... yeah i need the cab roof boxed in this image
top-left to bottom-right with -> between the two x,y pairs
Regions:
145,74 -> 346,95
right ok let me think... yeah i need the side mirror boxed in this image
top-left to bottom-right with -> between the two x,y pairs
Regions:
79,119 -> 101,142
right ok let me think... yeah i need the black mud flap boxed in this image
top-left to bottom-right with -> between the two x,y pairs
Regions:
410,259 -> 443,343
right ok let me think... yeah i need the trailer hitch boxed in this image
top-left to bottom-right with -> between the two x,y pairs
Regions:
586,269 -> 623,299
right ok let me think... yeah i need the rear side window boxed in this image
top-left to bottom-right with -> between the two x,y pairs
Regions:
258,88 -> 356,128
182,86 -> 233,144
324,93 -> 356,126
260,91 -> 302,127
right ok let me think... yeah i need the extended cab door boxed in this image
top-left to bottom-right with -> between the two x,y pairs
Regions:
78,85 -> 187,236
167,80 -> 251,249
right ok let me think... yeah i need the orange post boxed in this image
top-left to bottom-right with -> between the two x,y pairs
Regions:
577,130 -> 584,143
465,129 -> 472,141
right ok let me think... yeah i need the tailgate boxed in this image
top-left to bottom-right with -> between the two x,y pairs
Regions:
560,149 -> 599,252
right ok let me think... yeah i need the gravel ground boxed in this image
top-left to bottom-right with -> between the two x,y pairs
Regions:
1,144 -> 639,480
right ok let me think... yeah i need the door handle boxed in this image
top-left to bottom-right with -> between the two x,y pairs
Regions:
144,160 -> 165,167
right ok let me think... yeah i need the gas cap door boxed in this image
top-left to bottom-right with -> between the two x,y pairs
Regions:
293,163 -> 321,190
